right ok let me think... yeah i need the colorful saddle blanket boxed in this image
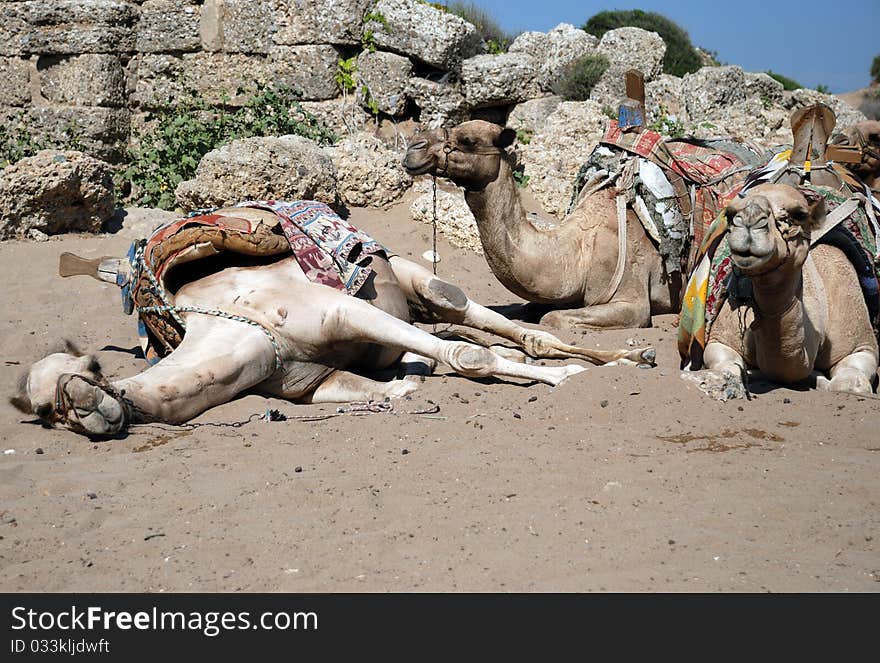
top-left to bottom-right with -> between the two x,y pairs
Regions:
570,121 -> 765,275
677,184 -> 880,370
126,200 -> 389,364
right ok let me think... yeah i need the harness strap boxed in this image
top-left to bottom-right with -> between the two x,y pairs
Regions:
810,197 -> 861,246
590,195 -> 628,306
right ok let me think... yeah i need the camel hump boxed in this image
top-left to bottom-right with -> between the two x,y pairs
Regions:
59,252 -> 124,284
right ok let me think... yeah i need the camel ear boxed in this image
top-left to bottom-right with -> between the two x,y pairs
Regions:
724,195 -> 747,220
9,395 -> 32,414
805,196 -> 826,229
496,128 -> 517,149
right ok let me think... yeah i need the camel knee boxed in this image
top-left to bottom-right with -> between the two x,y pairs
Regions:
444,342 -> 497,377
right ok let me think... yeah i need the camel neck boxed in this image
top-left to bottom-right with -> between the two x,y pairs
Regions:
748,265 -> 818,381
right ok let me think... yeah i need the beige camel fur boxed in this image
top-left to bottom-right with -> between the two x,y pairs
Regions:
404,120 -> 677,330
700,184 -> 878,394
834,120 -> 880,191
12,206 -> 654,437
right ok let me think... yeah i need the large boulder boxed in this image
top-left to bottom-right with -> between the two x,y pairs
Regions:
407,77 -> 469,129
590,27 -> 666,109
0,150 -> 115,240
175,135 -> 337,210
328,132 -> 412,208
682,65 -> 748,119
272,0 -> 373,46
461,53 -> 541,108
367,0 -> 481,70
521,100 -> 608,219
410,179 -> 481,254
356,49 -> 413,117
645,74 -> 688,126
508,23 -> 598,92
507,96 -> 563,136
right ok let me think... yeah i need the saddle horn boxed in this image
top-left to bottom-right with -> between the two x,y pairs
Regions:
787,103 -> 838,187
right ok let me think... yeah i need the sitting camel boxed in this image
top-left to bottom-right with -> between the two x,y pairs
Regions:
11,202 -> 653,437
832,120 -> 880,192
403,120 -> 760,330
694,183 -> 878,394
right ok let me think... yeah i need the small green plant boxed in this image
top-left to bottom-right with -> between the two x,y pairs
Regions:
815,84 -> 830,94
602,105 -> 617,120
362,9 -> 388,51
0,114 -> 87,167
515,128 -> 533,145
583,10 -> 702,77
512,164 -> 530,188
335,56 -> 358,93
550,54 -> 609,101
422,1 -> 515,54
766,70 -> 803,91
123,83 -> 336,209
872,55 -> 880,84
648,105 -> 686,138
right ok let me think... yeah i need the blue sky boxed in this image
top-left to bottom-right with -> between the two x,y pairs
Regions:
465,0 -> 879,93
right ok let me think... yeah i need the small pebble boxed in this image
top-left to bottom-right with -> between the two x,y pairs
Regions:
783,398 -> 791,404
86,492 -> 97,500
513,412 -> 522,419
401,449 -> 410,455
294,466 -> 303,473
600,400 -> 609,408
35,448 -> 44,455
3,449 -> 15,455
528,396 -> 537,403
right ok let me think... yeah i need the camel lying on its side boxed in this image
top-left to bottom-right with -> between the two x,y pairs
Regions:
11,205 -> 654,437
701,184 -> 879,394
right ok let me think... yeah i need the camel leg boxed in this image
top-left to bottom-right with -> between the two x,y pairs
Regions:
820,350 -> 878,394
301,370 -> 420,404
317,292 -> 586,386
110,315 -> 278,425
388,255 -> 653,366
539,298 -> 652,331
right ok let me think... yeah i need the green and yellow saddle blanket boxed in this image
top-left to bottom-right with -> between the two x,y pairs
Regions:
122,200 -> 389,365
677,181 -> 880,369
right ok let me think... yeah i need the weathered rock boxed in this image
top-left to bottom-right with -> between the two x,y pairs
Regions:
136,1 -> 201,53
410,179 -> 481,254
329,132 -> 411,207
507,96 -> 563,135
744,71 -> 784,106
461,53 -> 541,108
0,150 -> 115,239
175,135 -> 337,210
521,100 -> 608,218
682,66 -> 747,118
0,4 -> 29,56
201,0 -> 274,54
270,45 -> 341,101
112,207 -> 180,240
356,50 -> 412,117
0,57 -> 30,106
407,77 -> 469,129
645,74 -> 688,125
590,27 -> 666,109
133,49 -> 340,108
509,23 -> 598,92
2,106 -> 130,162
367,0 -> 480,70
15,0 -> 139,55
784,88 -> 867,131
300,98 -> 371,138
272,0 -> 372,46
38,54 -> 127,107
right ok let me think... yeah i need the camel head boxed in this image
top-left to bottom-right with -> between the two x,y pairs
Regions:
9,343 -> 124,435
403,120 -> 517,189
831,120 -> 880,185
725,183 -> 825,276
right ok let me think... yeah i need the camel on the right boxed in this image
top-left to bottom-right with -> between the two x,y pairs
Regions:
680,105 -> 880,395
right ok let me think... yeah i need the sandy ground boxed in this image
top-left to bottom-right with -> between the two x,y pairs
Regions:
1,194 -> 878,592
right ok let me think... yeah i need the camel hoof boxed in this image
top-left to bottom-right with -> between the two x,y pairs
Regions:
59,375 -> 126,436
640,347 -> 656,365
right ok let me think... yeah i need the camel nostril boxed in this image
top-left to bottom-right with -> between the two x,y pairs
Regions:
408,139 -> 428,151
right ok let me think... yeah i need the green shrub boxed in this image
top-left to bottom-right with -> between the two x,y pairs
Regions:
815,84 -> 830,94
123,83 -> 336,210
582,10 -> 702,77
766,70 -> 803,91
551,54 -> 610,101
872,55 -> 880,84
